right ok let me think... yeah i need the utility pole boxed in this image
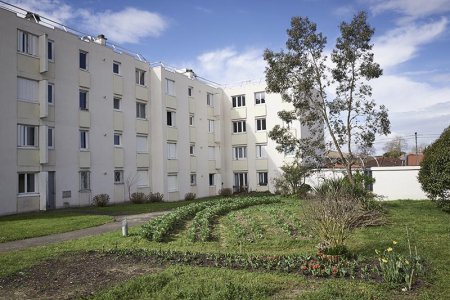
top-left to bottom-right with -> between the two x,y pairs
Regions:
415,132 -> 418,155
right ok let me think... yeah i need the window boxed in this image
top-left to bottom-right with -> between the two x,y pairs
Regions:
255,92 -> 265,104
18,173 -> 38,194
48,83 -> 54,104
17,78 -> 38,102
113,97 -> 121,110
188,86 -> 193,97
234,173 -> 248,189
113,61 -> 120,74
190,173 -> 197,186
79,170 -> 90,190
79,51 -> 87,70
190,144 -> 195,156
167,111 -> 176,127
209,173 -> 215,186
136,102 -> 146,119
167,142 -> 177,159
48,40 -> 54,61
232,146 -> 247,160
80,130 -> 89,150
114,133 -> 122,147
256,144 -> 267,158
18,125 -> 38,147
232,95 -> 246,108
167,174 -> 178,192
137,170 -> 149,187
189,114 -> 194,126
165,79 -> 175,96
17,30 -> 38,56
208,119 -> 215,133
48,127 -> 55,149
136,69 -> 145,85
256,118 -> 267,131
258,172 -> 268,186
232,120 -> 246,133
207,92 -> 214,106
136,135 -> 148,153
114,170 -> 124,184
79,90 -> 88,110
208,146 -> 215,160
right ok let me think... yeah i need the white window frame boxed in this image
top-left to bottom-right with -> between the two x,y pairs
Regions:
114,170 -> 124,184
79,170 -> 90,191
256,144 -> 267,159
167,110 -> 176,127
48,83 -> 54,105
113,97 -> 121,110
167,174 -> 178,192
79,89 -> 88,111
136,135 -> 148,153
80,130 -> 89,150
113,61 -> 121,75
208,146 -> 215,161
167,142 -> 177,159
48,40 -> 54,61
256,118 -> 267,131
255,92 -> 265,104
234,172 -> 248,189
190,144 -> 195,156
136,69 -> 145,85
17,125 -> 38,148
114,132 -> 122,147
232,95 -> 246,108
17,30 -> 38,56
136,102 -> 146,119
17,77 -> 38,103
48,127 -> 55,149
189,114 -> 194,126
258,172 -> 268,186
208,119 -> 215,133
232,146 -> 247,160
18,173 -> 38,195
232,120 -> 246,133
165,78 -> 175,96
207,92 -> 214,106
137,170 -> 149,187
190,173 -> 197,186
79,50 -> 88,70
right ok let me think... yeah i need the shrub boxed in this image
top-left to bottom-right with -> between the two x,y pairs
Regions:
219,188 -> 233,197
418,126 -> 450,212
273,161 -> 312,196
148,192 -> 164,203
92,194 -> 110,207
184,192 -> 196,201
130,192 -> 146,204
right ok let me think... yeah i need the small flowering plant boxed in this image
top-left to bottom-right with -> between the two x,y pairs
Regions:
376,240 -> 424,290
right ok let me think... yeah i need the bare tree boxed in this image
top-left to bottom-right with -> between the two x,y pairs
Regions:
125,173 -> 139,200
383,136 -> 408,157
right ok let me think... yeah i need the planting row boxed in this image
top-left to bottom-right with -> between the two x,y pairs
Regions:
187,196 -> 281,242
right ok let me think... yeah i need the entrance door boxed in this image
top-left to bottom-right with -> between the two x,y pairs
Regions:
233,172 -> 248,193
47,171 -> 56,209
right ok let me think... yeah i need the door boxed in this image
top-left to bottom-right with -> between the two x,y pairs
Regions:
47,171 -> 56,209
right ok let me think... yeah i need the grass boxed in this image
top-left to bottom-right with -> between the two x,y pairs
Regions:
0,198 -> 449,299
0,197 -> 215,243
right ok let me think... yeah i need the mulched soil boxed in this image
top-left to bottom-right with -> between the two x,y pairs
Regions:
0,252 -> 164,300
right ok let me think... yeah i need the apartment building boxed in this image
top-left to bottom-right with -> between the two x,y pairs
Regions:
0,5 -> 317,215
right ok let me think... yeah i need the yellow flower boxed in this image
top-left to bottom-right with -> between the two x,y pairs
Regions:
393,240 -> 398,245
375,249 -> 380,254
382,259 -> 388,263
387,247 -> 393,252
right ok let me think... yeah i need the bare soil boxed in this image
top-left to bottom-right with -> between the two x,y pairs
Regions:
0,251 -> 164,300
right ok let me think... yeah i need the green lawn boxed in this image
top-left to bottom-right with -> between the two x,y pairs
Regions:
0,198 -> 449,299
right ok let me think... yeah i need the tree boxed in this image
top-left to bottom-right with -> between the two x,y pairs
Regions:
265,11 -> 390,185
125,173 -> 139,200
383,136 -> 408,157
418,126 -> 450,212
273,161 -> 312,196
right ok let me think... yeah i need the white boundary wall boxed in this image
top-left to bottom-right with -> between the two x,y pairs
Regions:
307,167 -> 428,201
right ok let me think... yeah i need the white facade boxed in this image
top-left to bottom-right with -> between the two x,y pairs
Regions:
0,6 -> 316,215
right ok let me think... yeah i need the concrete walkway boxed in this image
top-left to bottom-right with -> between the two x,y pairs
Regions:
0,211 -> 169,253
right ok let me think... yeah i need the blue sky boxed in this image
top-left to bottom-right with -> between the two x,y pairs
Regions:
6,0 -> 450,153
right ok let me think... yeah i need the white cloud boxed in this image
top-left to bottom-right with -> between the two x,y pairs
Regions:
370,0 -> 450,23
7,0 -> 168,43
193,47 -> 266,85
373,18 -> 448,68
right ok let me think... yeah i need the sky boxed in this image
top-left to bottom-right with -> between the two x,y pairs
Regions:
4,0 -> 450,154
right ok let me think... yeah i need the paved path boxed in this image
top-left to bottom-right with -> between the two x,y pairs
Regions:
0,211 -> 169,253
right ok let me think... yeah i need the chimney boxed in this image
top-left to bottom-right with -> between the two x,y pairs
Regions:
25,12 -> 41,23
94,34 -> 107,46
185,68 -> 197,79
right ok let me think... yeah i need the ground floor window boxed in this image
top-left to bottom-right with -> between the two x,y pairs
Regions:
234,172 -> 248,192
18,173 -> 38,194
80,170 -> 90,191
209,173 -> 215,186
114,170 -> 124,184
258,172 -> 268,186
